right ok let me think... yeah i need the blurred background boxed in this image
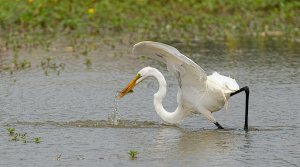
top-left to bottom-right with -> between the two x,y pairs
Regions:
0,1 -> 299,166
1,0 -> 300,39
0,0 -> 299,72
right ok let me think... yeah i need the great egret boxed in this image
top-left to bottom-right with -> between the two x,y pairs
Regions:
118,41 -> 249,130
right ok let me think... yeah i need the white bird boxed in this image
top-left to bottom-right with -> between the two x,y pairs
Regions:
118,41 -> 249,130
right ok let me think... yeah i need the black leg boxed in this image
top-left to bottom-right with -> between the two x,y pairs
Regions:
214,122 -> 224,129
230,86 -> 249,131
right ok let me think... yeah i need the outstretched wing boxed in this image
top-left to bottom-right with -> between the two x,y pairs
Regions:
133,41 -> 207,90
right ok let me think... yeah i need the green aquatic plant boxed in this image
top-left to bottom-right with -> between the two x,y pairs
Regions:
6,128 -> 41,144
33,137 -> 41,144
10,134 -> 19,141
20,133 -> 27,143
2,56 -> 31,74
85,58 -> 92,68
41,56 -> 65,76
20,60 -> 31,69
128,150 -> 138,159
7,128 -> 15,136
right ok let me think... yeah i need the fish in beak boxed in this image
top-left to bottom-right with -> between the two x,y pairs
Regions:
117,74 -> 141,99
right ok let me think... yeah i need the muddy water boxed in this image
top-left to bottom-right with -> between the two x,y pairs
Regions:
0,38 -> 299,167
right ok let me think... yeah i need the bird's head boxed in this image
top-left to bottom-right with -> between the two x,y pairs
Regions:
117,67 -> 153,99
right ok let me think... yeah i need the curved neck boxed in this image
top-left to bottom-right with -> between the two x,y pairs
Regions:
150,68 -> 185,124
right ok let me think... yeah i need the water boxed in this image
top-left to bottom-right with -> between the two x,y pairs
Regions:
108,97 -> 121,126
0,38 -> 299,167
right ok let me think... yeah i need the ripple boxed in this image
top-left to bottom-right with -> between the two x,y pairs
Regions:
5,120 -> 175,128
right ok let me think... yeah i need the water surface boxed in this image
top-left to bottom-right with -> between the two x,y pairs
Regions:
0,38 -> 299,167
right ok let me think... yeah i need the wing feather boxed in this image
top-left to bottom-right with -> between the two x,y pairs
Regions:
133,41 -> 207,89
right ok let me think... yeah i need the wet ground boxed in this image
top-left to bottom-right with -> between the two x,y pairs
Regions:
0,38 -> 299,166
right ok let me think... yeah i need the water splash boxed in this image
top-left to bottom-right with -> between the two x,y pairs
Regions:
108,93 -> 122,125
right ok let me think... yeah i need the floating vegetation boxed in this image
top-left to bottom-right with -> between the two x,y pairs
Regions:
20,133 -> 27,143
33,137 -> 41,144
7,127 -> 15,136
84,58 -> 92,68
2,55 -> 31,74
41,56 -> 65,76
6,127 -> 42,144
128,150 -> 139,160
10,134 -> 19,142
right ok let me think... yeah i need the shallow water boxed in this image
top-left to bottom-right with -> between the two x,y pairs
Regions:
0,38 -> 299,167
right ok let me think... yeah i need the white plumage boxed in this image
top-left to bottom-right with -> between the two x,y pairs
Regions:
119,41 -> 249,129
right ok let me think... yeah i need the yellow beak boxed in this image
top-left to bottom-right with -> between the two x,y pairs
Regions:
117,74 -> 141,99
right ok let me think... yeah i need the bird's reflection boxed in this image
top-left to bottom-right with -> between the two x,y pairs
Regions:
150,127 -> 240,162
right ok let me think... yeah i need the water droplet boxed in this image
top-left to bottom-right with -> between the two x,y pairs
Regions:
108,93 -> 122,125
